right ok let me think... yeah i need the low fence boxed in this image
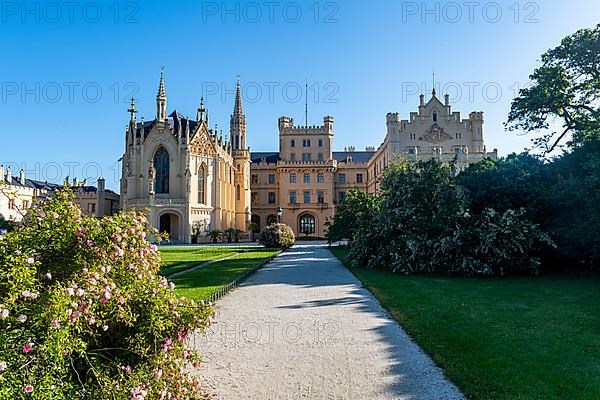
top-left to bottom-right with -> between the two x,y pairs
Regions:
206,250 -> 281,304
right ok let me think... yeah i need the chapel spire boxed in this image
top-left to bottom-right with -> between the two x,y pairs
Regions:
230,75 -> 246,150
233,75 -> 243,116
156,66 -> 167,122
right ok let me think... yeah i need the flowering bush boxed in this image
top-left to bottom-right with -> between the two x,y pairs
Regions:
0,190 -> 213,399
258,224 -> 295,249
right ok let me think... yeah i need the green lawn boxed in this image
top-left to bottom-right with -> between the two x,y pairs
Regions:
330,247 -> 600,400
170,248 -> 279,301
158,246 -> 243,276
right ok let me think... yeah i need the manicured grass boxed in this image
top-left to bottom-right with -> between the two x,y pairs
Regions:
158,247 -> 242,276
331,247 -> 600,400
170,248 -> 279,301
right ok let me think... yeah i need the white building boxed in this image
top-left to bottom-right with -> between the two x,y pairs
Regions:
367,89 -> 498,193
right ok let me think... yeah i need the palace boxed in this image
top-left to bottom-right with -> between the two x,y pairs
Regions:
119,71 -> 251,243
119,73 -> 496,242
249,88 -> 497,238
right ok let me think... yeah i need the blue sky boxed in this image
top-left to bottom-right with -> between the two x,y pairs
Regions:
1,0 -> 599,189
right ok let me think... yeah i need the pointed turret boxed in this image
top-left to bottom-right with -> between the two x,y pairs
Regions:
156,67 -> 167,122
230,75 -> 247,150
197,97 -> 206,123
128,97 -> 138,125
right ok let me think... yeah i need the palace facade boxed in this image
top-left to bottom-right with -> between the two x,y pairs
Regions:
250,89 -> 497,237
119,71 -> 251,243
118,75 -> 496,242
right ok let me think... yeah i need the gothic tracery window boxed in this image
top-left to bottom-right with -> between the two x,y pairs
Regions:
198,164 -> 206,204
154,147 -> 170,194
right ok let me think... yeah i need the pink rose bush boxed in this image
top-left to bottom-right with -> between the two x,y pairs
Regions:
0,190 -> 213,399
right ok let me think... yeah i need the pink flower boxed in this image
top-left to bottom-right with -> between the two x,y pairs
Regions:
51,320 -> 61,329
150,244 -> 157,252
24,385 -> 33,393
39,211 -> 46,218
75,229 -> 84,238
0,309 -> 8,319
66,288 -> 75,296
99,297 -> 108,304
22,343 -> 33,353
17,314 -> 27,323
22,290 -> 31,298
76,288 -> 85,297
26,258 -> 34,264
86,240 -> 93,246
44,272 -> 52,280
155,369 -> 163,379
102,325 -> 109,331
0,361 -> 7,372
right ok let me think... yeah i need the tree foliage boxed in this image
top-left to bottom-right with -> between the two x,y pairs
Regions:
326,189 -> 378,243
507,24 -> 600,153
347,160 -> 554,276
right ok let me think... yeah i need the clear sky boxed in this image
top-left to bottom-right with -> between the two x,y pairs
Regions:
1,0 -> 599,190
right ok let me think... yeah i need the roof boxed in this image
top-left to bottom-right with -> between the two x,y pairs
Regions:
134,110 -> 199,139
1,176 -> 116,195
251,152 -> 280,163
250,151 -> 376,164
333,151 -> 375,164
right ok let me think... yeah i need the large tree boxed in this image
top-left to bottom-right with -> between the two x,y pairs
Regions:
507,24 -> 600,153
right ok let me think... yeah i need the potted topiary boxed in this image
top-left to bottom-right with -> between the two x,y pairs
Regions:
224,228 -> 237,243
208,230 -> 222,243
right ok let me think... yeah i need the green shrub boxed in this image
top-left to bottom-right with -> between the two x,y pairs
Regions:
0,190 -> 213,399
349,160 -> 555,276
258,224 -> 295,249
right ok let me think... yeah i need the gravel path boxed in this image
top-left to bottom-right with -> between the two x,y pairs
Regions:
191,242 -> 465,400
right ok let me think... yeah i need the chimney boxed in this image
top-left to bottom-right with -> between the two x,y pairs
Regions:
445,93 -> 450,106
19,169 -> 25,185
0,165 -> 4,182
96,178 -> 106,218
6,167 -> 12,183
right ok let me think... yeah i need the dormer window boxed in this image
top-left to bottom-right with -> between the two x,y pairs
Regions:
433,111 -> 438,123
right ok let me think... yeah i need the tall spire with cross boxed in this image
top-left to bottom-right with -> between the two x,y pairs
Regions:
156,66 -> 167,121
127,97 -> 138,124
230,75 -> 246,150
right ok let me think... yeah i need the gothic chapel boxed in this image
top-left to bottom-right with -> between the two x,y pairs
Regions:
120,69 -> 251,243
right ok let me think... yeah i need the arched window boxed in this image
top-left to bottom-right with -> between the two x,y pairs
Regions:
433,111 -> 438,123
299,214 -> 316,235
198,164 -> 206,204
154,147 -> 170,194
